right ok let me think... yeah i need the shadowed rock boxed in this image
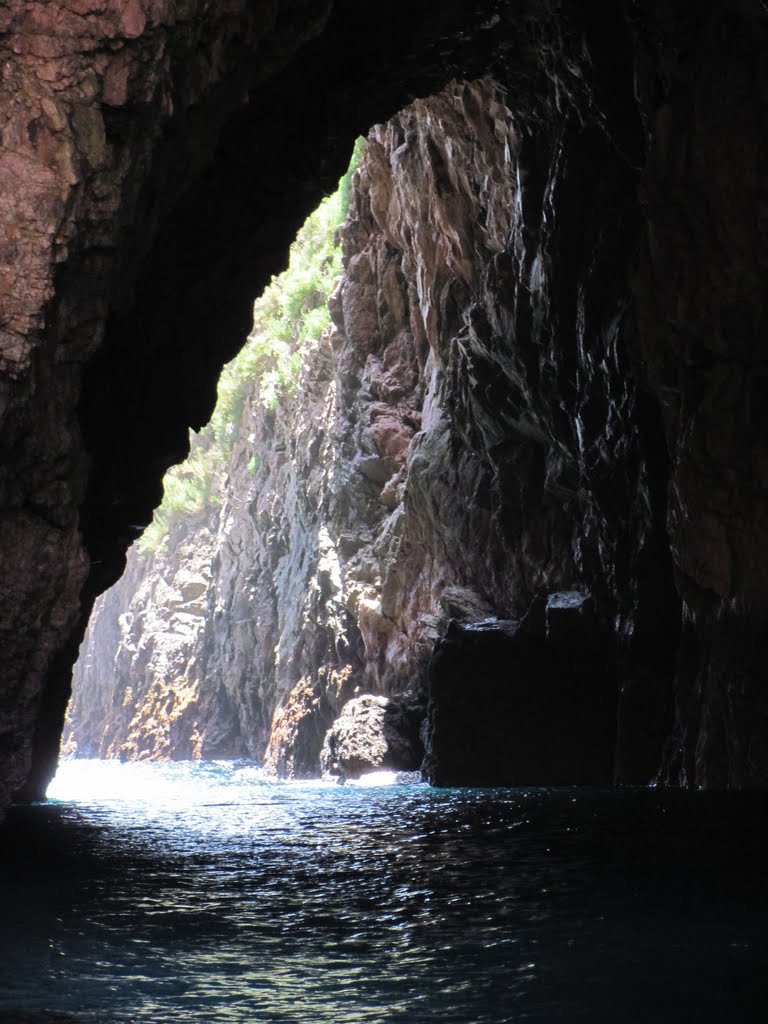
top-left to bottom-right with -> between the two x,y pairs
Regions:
424,599 -> 616,787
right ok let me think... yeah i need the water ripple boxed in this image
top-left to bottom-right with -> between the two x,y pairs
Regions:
1,761 -> 766,1023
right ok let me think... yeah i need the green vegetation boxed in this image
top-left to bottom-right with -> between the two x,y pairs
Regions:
136,140 -> 366,558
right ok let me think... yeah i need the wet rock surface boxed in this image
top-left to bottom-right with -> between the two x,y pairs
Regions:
3,1 -> 768,806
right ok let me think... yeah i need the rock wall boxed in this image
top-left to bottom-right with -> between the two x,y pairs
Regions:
631,6 -> 768,787
64,523 -> 234,761
264,73 -> 673,781
3,1 -> 768,807
71,26 -> 768,789
76,72 -> 656,780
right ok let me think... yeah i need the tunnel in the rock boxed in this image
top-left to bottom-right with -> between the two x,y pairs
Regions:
1,0 -> 768,812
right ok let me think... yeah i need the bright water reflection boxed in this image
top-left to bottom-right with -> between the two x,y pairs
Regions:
1,760 -> 767,1023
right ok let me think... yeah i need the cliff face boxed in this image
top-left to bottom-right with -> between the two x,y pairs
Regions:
3,1 -> 768,807
64,525 -> 230,761
69,75 -> 663,780
70,27 -> 768,788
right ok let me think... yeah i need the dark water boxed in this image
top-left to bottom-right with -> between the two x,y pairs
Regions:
0,761 -> 766,1024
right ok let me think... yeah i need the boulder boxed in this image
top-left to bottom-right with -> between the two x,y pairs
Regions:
321,694 -> 424,780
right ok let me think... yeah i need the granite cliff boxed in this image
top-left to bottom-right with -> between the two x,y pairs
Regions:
2,1 -> 768,809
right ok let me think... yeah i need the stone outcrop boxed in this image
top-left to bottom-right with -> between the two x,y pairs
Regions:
320,695 -> 424,781
3,1 -> 768,809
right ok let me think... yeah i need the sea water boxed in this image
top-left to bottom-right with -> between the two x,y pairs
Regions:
0,760 -> 766,1023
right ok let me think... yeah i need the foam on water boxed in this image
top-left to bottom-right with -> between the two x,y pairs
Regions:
346,770 -> 423,787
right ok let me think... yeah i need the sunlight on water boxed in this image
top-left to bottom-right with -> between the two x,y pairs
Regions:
346,770 -> 422,788
2,761 -> 766,1024
48,758 -> 308,805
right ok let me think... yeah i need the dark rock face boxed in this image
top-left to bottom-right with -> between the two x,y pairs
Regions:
630,7 -> 768,789
334,76 -> 671,786
2,1 -> 768,810
425,608 -> 615,787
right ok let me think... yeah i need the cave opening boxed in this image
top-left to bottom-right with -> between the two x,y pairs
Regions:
61,145 -> 366,778
9,0 -> 767,816
58,66 -> 664,794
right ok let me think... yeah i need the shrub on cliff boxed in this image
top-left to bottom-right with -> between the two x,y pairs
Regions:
137,141 -> 365,557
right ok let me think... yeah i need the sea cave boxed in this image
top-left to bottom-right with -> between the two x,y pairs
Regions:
1,1 -> 767,1021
